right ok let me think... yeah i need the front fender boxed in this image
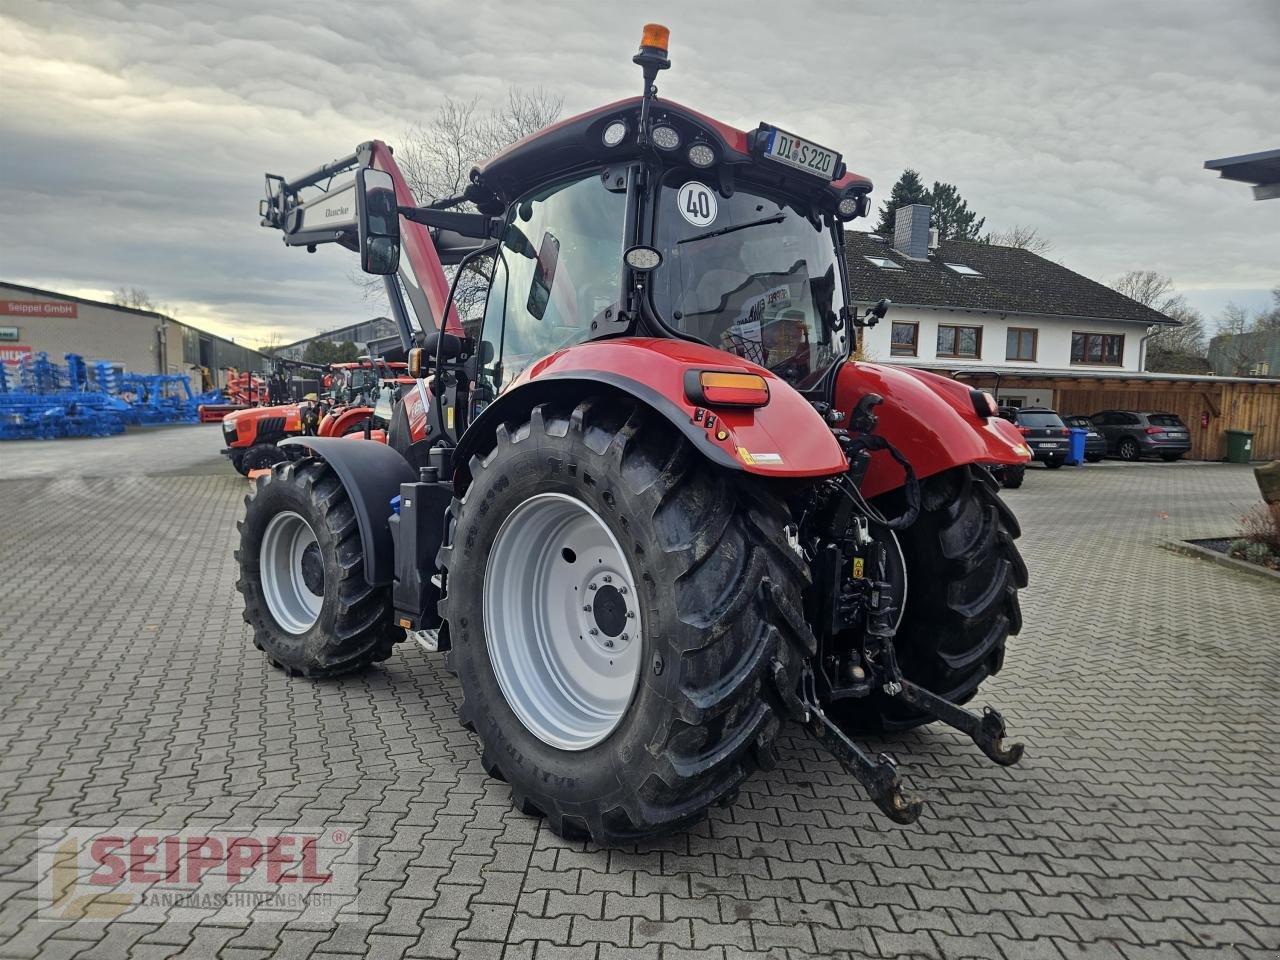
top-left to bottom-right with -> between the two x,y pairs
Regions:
279,436 -> 415,585
834,362 -> 1030,498
454,338 -> 846,491
319,405 -> 375,438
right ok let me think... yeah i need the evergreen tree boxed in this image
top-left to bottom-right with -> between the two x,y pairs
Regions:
874,169 -> 928,234
928,181 -> 985,241
303,339 -> 361,365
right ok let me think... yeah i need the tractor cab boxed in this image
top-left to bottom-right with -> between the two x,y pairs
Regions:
464,100 -> 869,397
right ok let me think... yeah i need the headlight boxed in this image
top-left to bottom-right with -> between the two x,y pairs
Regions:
687,143 -> 715,168
651,125 -> 680,150
602,120 -> 628,147
624,245 -> 663,271
837,192 -> 869,221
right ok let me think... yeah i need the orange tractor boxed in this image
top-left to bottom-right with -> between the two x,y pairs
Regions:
221,357 -> 405,474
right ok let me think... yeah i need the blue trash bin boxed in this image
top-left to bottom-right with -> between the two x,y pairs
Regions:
1066,427 -> 1087,465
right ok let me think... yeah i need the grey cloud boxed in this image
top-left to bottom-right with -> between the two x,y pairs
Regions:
0,0 -> 1275,345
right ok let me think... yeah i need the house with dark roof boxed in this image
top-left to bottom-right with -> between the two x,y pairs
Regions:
848,206 -> 1177,396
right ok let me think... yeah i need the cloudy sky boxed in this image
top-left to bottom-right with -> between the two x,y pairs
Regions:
1,0 -> 1275,347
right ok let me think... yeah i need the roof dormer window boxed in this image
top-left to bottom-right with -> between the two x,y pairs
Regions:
864,256 -> 902,270
944,262 -> 983,277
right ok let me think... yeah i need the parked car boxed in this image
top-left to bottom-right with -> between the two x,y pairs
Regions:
1090,410 -> 1192,461
1003,407 -> 1071,468
1063,415 -> 1107,462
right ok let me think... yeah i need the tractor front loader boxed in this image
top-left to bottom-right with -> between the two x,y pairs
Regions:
237,24 -> 1032,842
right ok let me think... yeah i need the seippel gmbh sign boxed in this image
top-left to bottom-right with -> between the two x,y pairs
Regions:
1,299 -> 78,318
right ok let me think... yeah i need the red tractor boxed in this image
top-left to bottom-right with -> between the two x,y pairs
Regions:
239,25 -> 1031,842
221,357 -> 405,474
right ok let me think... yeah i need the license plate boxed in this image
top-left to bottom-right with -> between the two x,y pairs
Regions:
760,126 -> 840,180
1038,442 -> 1062,448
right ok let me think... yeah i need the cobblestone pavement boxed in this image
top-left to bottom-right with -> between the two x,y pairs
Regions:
1,426 -> 1277,959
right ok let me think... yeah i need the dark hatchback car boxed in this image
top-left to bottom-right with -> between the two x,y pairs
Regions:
1064,415 -> 1107,462
1004,407 -> 1071,468
1090,410 -> 1192,461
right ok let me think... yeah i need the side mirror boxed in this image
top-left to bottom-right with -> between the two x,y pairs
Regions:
356,167 -> 400,275
859,297 -> 891,327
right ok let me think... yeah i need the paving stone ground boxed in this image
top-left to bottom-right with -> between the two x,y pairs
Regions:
1,424 -> 1277,959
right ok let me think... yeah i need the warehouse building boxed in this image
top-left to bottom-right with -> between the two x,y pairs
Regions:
274,316 -> 399,360
0,282 -> 267,387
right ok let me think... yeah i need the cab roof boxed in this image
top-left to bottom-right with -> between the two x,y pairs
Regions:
466,96 -> 872,212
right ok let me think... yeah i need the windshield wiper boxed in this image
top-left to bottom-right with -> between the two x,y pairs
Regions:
677,214 -> 785,245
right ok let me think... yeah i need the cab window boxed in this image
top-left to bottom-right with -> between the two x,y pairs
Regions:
480,173 -> 625,390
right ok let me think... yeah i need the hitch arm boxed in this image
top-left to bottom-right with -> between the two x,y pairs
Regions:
894,680 -> 1024,766
793,667 -> 922,825
807,705 -> 923,824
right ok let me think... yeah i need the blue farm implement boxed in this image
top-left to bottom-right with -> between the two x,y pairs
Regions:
0,351 -> 202,440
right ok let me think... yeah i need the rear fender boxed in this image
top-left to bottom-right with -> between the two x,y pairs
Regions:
834,362 -> 1030,498
452,338 -> 846,492
278,437 -> 415,585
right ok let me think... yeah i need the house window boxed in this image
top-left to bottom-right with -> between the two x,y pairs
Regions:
891,321 -> 918,356
864,256 -> 902,270
1006,327 -> 1037,361
937,324 -> 982,358
944,263 -> 983,277
1071,332 -> 1124,366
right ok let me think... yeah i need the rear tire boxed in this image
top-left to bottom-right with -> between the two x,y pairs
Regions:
1118,437 -> 1140,461
235,458 -> 403,677
438,396 -> 809,843
1000,464 -> 1025,489
1085,454 -> 1103,463
1160,452 -> 1182,462
1044,457 -> 1064,470
844,466 -> 1027,732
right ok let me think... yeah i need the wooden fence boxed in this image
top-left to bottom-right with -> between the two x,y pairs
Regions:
981,375 -> 1280,461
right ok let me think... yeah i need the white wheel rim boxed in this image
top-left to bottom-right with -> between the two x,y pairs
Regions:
483,493 -> 643,751
260,511 -> 324,634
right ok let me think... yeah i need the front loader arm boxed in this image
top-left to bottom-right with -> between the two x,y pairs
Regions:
259,141 -> 462,337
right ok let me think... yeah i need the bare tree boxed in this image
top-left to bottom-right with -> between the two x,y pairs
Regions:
1111,270 -> 1207,371
1253,285 -> 1280,332
398,87 -> 563,206
986,224 -> 1054,257
1112,270 -> 1176,310
112,286 -> 176,316
356,87 -> 563,330
1212,301 -> 1270,375
257,330 -> 285,357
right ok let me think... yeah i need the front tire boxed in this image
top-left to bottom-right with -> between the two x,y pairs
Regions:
235,458 -> 402,677
1044,457 -> 1064,469
243,442 -> 287,473
439,397 -> 809,843
848,466 -> 1028,732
